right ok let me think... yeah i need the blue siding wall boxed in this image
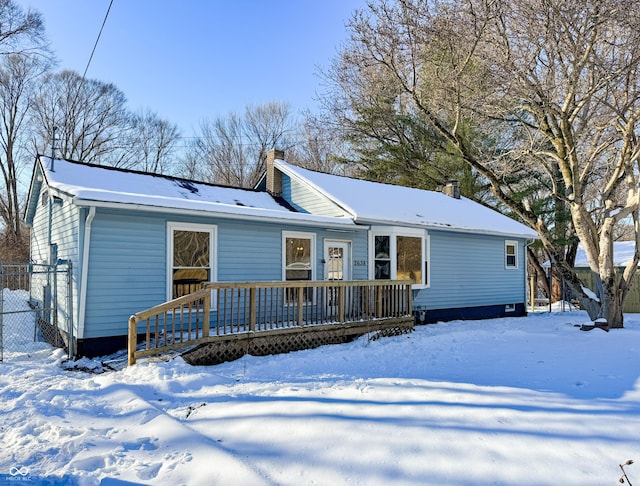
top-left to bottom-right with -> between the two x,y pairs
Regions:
82,208 -> 368,339
84,210 -> 166,339
413,230 -> 527,311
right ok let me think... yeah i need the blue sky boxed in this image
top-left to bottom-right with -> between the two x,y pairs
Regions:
19,1 -> 364,134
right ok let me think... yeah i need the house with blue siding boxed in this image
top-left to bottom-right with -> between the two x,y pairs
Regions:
265,154 -> 539,323
25,150 -> 537,357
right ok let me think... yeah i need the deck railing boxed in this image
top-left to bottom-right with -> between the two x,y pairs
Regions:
128,280 -> 413,365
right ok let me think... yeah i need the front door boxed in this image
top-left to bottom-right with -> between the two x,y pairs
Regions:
324,241 -> 351,318
325,241 -> 351,281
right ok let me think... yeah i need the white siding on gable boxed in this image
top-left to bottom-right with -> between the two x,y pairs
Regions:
282,174 -> 348,217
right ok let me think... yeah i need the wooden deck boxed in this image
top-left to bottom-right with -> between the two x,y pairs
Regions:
127,280 -> 414,365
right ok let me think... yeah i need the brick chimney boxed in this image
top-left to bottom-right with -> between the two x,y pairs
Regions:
442,180 -> 460,199
266,149 -> 284,196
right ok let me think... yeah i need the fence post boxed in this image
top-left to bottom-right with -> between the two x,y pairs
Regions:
128,316 -> 137,366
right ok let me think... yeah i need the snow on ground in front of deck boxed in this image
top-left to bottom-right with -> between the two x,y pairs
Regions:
1,290 -> 639,485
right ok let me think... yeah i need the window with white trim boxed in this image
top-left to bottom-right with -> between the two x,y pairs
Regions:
371,228 -> 429,287
505,240 -> 518,269
283,231 -> 316,281
167,223 -> 216,300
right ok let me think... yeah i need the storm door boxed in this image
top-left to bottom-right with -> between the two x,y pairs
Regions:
324,241 -> 351,318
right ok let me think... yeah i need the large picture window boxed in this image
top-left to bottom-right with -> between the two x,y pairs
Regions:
168,223 -> 216,300
370,228 -> 429,287
397,236 -> 422,284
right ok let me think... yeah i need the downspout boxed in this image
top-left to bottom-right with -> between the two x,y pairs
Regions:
78,206 -> 96,341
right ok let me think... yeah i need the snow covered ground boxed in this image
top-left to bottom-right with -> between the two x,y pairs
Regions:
1,289 -> 639,485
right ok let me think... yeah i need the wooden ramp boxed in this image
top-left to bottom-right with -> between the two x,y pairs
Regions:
128,280 -> 414,366
181,317 -> 414,366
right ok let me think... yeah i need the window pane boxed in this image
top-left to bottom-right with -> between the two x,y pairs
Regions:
172,268 -> 209,298
172,229 -> 211,299
506,242 -> 517,268
286,237 -> 311,278
286,269 -> 312,281
375,236 -> 390,259
327,247 -> 343,280
375,260 -> 391,279
397,236 -> 422,284
174,230 -> 210,267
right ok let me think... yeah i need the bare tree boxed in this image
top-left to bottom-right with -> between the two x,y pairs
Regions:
181,101 -> 296,187
0,0 -> 45,56
191,112 -> 248,186
31,69 -> 131,166
0,0 -> 48,258
244,101 -> 294,180
0,53 -> 47,255
287,112 -> 354,175
127,109 -> 181,174
326,0 -> 640,327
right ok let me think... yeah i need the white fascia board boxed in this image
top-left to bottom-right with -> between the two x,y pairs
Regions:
354,216 -> 538,240
71,197 -> 364,231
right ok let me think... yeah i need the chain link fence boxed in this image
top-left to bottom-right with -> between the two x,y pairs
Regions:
0,263 -> 73,362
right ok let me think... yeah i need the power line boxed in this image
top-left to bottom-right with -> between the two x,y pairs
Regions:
52,0 -> 114,152
81,0 -> 114,81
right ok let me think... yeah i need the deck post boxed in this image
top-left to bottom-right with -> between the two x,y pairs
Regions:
338,286 -> 345,323
127,315 -> 137,366
249,287 -> 257,331
203,291 -> 211,338
376,286 -> 383,318
405,283 -> 413,316
297,286 -> 304,326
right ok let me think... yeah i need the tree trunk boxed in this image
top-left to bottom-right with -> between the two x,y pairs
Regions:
597,278 -> 625,329
553,262 -> 626,328
551,271 -> 563,302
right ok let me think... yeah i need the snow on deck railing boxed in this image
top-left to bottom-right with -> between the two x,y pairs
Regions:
127,280 -> 413,366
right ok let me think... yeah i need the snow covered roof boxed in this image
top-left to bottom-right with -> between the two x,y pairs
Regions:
574,241 -> 638,267
276,160 -> 538,239
29,157 -> 355,227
